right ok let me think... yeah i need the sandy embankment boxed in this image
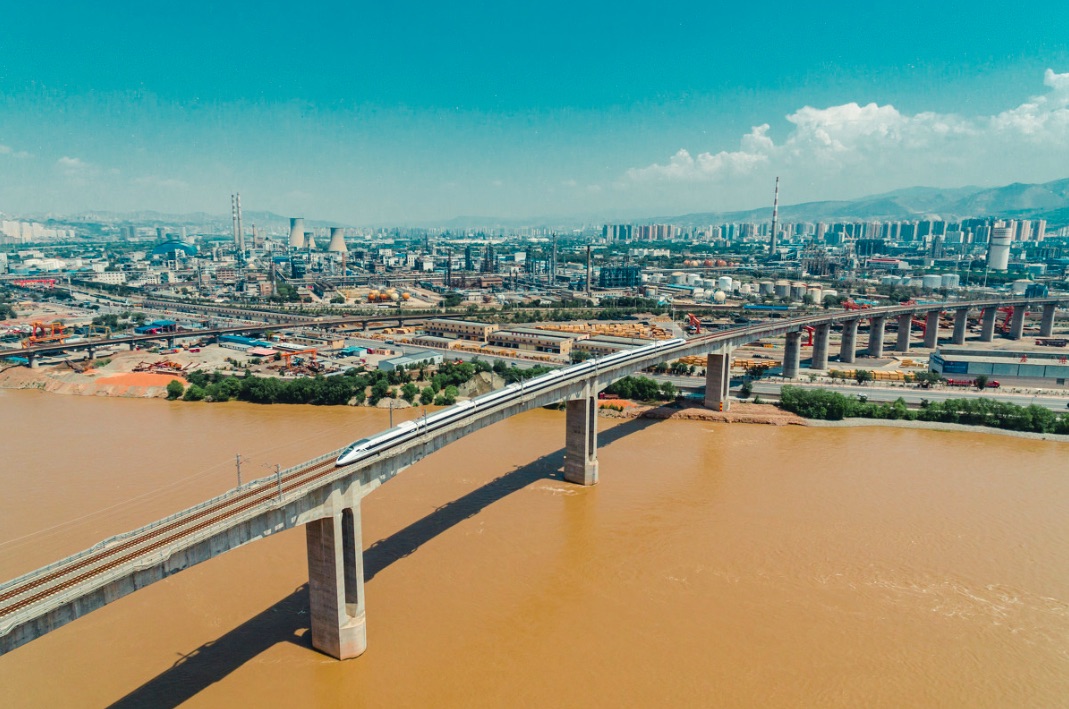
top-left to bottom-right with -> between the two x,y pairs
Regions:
598,400 -> 807,426
0,350 -> 187,398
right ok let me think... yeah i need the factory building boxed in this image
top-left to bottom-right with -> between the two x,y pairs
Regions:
378,351 -> 444,372
423,319 -> 499,341
488,328 -> 573,355
930,348 -> 1069,383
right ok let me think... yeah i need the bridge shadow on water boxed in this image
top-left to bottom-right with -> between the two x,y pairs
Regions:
108,415 -> 658,708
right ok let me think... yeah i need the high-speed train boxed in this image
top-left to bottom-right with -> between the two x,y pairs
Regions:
335,337 -> 686,467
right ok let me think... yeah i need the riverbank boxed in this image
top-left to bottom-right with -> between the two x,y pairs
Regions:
599,400 -> 808,426
808,416 -> 1069,441
0,358 -> 184,398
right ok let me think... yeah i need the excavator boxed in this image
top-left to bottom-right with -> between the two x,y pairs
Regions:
685,313 -> 702,334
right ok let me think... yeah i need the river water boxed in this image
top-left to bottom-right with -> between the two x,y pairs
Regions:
1,388 -> 1068,707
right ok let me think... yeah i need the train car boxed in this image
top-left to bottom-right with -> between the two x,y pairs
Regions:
336,420 -> 418,466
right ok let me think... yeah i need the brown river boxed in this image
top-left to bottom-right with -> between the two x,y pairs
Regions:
1,388 -> 1068,707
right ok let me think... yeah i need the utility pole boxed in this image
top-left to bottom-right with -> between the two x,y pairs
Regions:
276,464 -> 282,502
235,453 -> 243,487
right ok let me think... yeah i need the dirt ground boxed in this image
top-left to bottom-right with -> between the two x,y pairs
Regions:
598,400 -> 807,426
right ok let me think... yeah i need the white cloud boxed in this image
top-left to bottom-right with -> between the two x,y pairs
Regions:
57,156 -> 93,177
0,144 -> 33,159
625,69 -> 1069,187
134,175 -> 189,190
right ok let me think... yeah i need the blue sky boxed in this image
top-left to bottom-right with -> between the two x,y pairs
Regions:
2,2 -> 1068,224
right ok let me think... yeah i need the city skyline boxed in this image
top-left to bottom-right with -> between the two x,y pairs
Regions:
2,2 -> 1069,224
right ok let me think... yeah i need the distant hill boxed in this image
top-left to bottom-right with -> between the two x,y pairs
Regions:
665,178 -> 1069,227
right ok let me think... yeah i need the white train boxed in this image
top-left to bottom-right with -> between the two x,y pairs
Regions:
335,337 -> 686,467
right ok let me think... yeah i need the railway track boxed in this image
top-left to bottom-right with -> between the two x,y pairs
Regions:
0,455 -> 350,618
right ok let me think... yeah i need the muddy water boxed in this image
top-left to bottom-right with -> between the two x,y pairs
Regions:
1,389 -> 1068,707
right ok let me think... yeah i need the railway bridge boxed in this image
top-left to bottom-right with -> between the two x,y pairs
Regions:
0,296 -> 1063,660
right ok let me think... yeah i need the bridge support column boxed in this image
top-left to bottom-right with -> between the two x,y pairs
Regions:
27,353 -> 38,369
1040,304 -> 1056,337
952,310 -> 968,345
896,314 -> 912,353
839,319 -> 858,364
980,307 -> 997,342
923,311 -> 940,349
1009,306 -> 1026,340
811,324 -> 830,371
166,336 -> 176,349
306,504 -> 367,660
782,332 -> 802,379
564,383 -> 598,486
86,347 -> 95,361
868,316 -> 886,358
704,351 -> 731,411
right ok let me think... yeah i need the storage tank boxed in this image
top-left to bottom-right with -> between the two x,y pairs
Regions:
774,279 -> 790,298
713,290 -> 727,303
941,274 -> 960,288
822,289 -> 838,301
692,288 -> 705,298
790,282 -> 807,300
739,283 -> 753,295
686,273 -> 703,286
987,227 -> 1012,270
367,289 -> 380,302
880,275 -> 898,286
650,273 -> 664,284
1011,279 -> 1033,295
759,280 -> 774,296
671,272 -> 687,285
908,277 -> 923,287
703,279 -> 717,290
922,274 -> 942,289
718,276 -> 733,291
806,287 -> 823,303
644,286 -> 659,297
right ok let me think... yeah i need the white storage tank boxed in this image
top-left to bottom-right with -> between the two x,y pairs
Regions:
774,279 -> 790,297
650,273 -> 664,283
922,274 -> 942,289
1011,279 -> 1033,295
790,282 -> 807,300
703,279 -> 717,290
671,271 -> 687,285
686,273 -> 703,286
806,287 -> 823,303
717,276 -> 733,291
713,290 -> 727,303
880,275 -> 898,286
909,277 -> 923,287
759,280 -> 774,296
941,273 -> 960,288
822,289 -> 838,302
644,286 -> 659,297
739,283 -> 753,295
692,288 -> 705,298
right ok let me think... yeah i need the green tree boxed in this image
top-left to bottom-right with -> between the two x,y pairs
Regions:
974,374 -> 989,390
166,379 -> 185,400
401,382 -> 420,403
420,386 -> 435,405
854,369 -> 873,385
182,384 -> 206,401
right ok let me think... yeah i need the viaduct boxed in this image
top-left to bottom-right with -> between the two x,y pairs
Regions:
0,296 -> 1063,660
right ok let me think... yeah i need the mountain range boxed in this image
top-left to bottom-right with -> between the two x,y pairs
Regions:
8,178 -> 1069,231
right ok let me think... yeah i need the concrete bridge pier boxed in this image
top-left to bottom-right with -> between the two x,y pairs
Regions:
704,351 -> 731,411
1040,304 -> 1056,337
810,324 -> 831,371
839,319 -> 859,364
952,310 -> 968,345
896,314 -> 912,353
782,331 -> 802,378
27,353 -> 38,369
1009,307 -> 1026,340
868,316 -> 886,358
980,307 -> 998,342
923,311 -> 940,348
564,383 -> 599,486
306,504 -> 367,660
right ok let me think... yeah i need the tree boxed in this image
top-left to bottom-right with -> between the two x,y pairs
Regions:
854,369 -> 873,385
166,379 -> 185,400
401,382 -> 420,403
182,384 -> 206,401
420,386 -> 435,405
974,374 -> 989,390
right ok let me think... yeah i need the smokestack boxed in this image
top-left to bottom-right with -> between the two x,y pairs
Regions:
231,194 -> 239,248
289,218 -> 305,249
327,227 -> 347,253
236,193 -> 245,254
769,176 -> 780,254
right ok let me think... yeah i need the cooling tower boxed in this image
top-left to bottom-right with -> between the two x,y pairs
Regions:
327,227 -> 347,253
305,231 -> 316,251
289,218 -> 305,249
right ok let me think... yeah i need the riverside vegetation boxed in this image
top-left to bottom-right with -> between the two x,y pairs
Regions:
778,385 -> 1069,434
